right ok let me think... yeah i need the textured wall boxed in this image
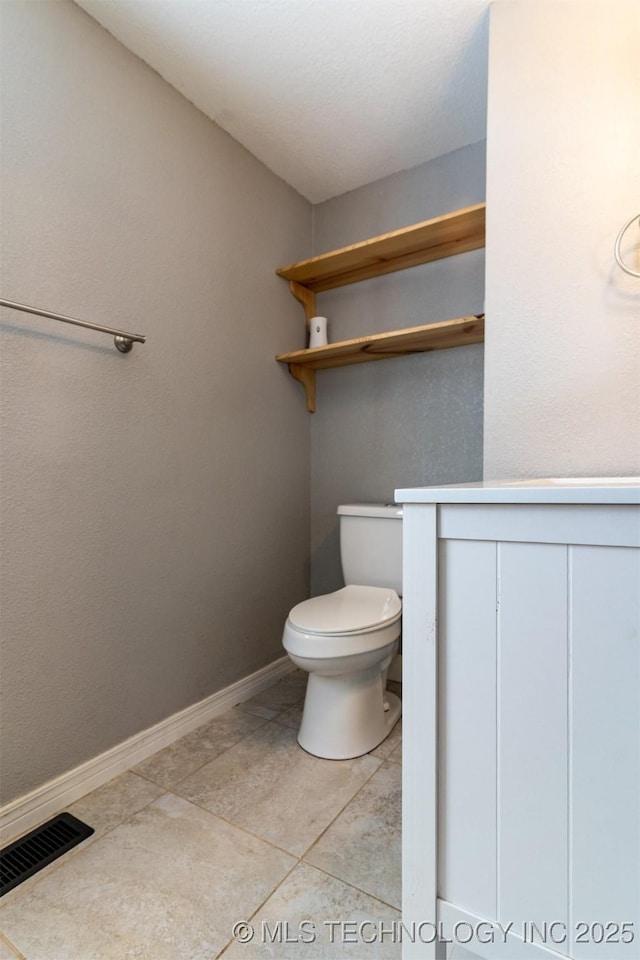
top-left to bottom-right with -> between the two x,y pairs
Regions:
484,0 -> 640,479
309,145 -> 486,596
0,1 -> 310,804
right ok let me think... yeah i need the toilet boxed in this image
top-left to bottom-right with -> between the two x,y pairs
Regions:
282,503 -> 402,760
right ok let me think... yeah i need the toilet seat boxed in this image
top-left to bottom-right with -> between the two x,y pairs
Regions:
289,585 -> 401,635
284,585 -> 402,660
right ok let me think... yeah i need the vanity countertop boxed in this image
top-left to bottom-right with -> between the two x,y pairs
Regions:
395,477 -> 640,505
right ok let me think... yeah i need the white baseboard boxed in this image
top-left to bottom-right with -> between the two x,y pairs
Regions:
0,656 -> 295,845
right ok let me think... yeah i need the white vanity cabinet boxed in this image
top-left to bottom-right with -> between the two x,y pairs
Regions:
395,480 -> 640,960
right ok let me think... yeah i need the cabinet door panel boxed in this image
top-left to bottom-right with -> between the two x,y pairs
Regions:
438,538 -> 498,918
569,545 -> 640,959
498,542 -> 568,938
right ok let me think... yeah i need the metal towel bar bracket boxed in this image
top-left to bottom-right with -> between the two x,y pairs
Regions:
614,214 -> 640,279
0,298 -> 146,352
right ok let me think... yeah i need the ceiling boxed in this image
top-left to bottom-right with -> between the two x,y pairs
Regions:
74,0 -> 490,203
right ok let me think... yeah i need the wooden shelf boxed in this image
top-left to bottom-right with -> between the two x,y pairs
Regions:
276,315 -> 484,412
275,202 -> 486,411
276,203 -> 485,293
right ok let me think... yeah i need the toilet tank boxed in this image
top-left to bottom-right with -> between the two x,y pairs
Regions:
338,503 -> 403,595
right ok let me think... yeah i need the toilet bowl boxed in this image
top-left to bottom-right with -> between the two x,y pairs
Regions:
282,504 -> 403,760
283,585 -> 402,759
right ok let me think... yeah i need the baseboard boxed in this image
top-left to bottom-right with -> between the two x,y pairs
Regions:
0,656 -> 295,845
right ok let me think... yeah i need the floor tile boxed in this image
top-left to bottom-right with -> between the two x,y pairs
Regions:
304,761 -> 401,908
232,701 -> 279,720
133,709 -> 266,788
0,935 -> 25,960
0,772 -> 164,905
234,670 -> 307,720
67,770 -> 165,839
222,862 -> 401,958
0,793 -> 295,960
370,718 -> 402,760
386,742 -> 402,766
272,702 -> 303,730
175,722 -> 381,856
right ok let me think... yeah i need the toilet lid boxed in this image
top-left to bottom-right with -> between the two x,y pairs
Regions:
289,585 -> 401,635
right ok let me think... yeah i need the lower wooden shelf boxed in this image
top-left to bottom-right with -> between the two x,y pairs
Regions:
276,313 -> 484,412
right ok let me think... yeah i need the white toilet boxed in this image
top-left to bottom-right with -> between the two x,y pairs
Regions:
282,503 -> 402,760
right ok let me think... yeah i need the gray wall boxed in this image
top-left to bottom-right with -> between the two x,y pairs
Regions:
310,145 -> 486,596
0,0 -> 310,804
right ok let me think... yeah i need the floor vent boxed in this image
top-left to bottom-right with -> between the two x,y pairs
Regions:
0,813 -> 94,896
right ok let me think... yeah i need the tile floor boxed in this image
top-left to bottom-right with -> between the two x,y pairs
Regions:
0,670 -> 404,960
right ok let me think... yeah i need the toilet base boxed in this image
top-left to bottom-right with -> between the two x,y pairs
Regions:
297,666 -> 402,760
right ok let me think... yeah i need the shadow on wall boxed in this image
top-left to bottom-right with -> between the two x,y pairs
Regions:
311,520 -> 342,597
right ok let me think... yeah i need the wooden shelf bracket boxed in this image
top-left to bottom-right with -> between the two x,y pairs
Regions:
288,362 -> 316,413
289,281 -> 316,333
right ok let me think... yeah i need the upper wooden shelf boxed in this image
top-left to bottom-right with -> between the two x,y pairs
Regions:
276,202 -> 486,293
